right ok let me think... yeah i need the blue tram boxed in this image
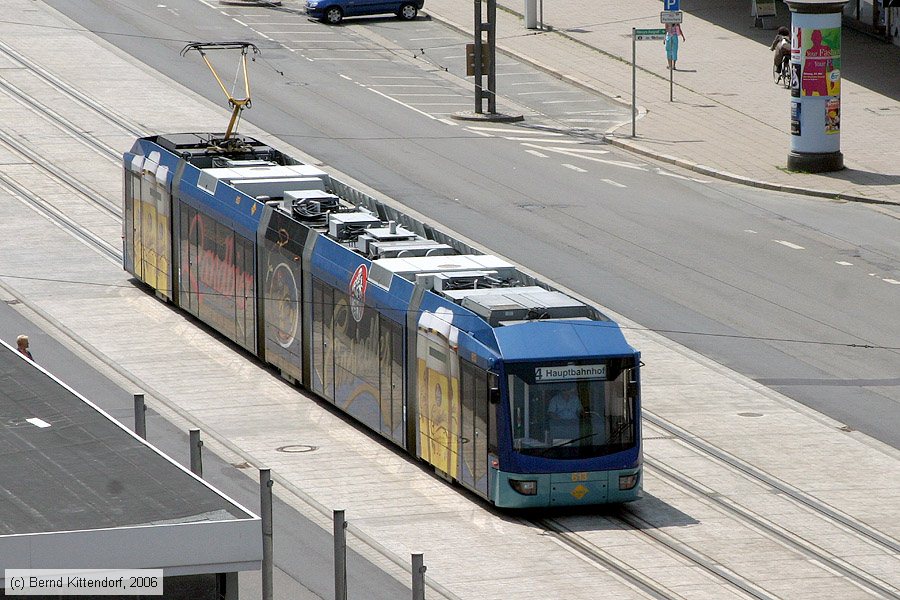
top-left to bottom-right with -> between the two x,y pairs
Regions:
123,133 -> 642,507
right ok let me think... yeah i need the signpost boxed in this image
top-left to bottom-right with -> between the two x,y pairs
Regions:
660,10 -> 683,23
632,28 -> 667,136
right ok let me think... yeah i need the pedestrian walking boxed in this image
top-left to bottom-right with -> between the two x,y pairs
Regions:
16,334 -> 33,360
665,22 -> 685,70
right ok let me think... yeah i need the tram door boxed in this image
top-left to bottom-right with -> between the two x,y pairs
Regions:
311,278 -> 335,400
460,360 -> 491,496
416,309 -> 459,478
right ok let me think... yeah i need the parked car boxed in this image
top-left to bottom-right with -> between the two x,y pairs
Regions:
307,0 -> 424,24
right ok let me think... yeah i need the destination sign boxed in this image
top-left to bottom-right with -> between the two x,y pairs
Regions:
535,364 -> 607,382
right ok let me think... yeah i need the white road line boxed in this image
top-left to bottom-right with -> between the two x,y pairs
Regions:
563,163 -> 588,172
520,143 -> 647,170
437,118 -> 459,126
311,57 -> 390,61
551,147 -> 609,155
510,81 -> 546,86
774,240 -> 805,250
516,90 -> 583,96
835,261 -> 854,266
602,178 -> 627,188
468,130 -> 494,137
883,278 -> 900,285
412,102 -> 470,106
745,229 -> 758,234
393,93 -> 463,97
656,168 -> 709,183
366,88 -> 436,120
369,84 -> 444,88
505,137 -> 583,144
339,74 -> 353,81
466,126 -> 562,136
525,149 -> 548,158
541,99 -> 597,104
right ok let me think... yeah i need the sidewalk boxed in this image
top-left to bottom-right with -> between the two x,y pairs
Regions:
423,0 -> 900,207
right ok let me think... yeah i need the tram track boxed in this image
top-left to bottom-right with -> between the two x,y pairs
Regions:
3,28 -> 900,600
644,410 -> 900,557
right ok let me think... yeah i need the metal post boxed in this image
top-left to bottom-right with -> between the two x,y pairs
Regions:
133,393 -> 146,439
487,0 -> 497,114
411,553 -> 426,600
333,510 -> 347,600
260,468 -> 274,600
670,64 -> 674,102
474,0 -> 483,113
632,28 -> 637,137
189,428 -> 203,477
539,0 -> 543,30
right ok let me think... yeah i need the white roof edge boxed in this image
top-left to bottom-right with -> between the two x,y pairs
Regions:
0,519 -> 261,576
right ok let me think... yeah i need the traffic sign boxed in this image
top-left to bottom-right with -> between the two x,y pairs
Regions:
634,28 -> 666,41
663,0 -> 680,10
660,10 -> 683,24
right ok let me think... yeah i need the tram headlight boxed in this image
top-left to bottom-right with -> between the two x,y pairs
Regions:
618,474 -> 639,490
509,479 -> 538,496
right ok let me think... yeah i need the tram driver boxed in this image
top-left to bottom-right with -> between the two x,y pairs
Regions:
548,385 -> 582,440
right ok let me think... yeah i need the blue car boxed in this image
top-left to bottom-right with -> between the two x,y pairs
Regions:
307,0 -> 424,24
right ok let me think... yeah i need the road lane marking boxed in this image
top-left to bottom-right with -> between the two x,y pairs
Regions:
774,240 -> 805,250
525,149 -> 548,158
366,88 -> 436,120
465,126 -> 562,135
563,163 -> 587,172
835,261 -> 853,266
883,278 -> 900,285
602,179 -> 627,188
520,143 -> 647,170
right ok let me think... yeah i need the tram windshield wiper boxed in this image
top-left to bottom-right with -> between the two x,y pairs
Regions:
537,431 -> 602,455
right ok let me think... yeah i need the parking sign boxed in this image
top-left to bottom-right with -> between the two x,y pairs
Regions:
663,0 -> 680,10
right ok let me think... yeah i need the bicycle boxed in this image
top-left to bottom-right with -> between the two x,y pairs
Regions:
773,53 -> 790,88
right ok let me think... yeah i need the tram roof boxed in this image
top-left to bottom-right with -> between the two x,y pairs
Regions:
492,320 -> 634,362
0,341 -> 260,576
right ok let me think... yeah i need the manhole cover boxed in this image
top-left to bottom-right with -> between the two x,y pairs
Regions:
276,444 -> 318,453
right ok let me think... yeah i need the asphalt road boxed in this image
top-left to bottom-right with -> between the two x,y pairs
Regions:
0,302 -> 409,600
42,0 -> 900,449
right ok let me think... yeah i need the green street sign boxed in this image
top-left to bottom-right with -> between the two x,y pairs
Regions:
634,28 -> 666,41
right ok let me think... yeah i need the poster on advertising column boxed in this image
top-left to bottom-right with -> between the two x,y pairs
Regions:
825,97 -> 840,135
797,26 -> 841,97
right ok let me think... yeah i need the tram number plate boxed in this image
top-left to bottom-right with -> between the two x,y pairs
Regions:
571,472 -> 588,482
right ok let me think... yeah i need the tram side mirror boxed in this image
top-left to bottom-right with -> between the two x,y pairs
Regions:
488,372 -> 500,404
489,386 -> 500,404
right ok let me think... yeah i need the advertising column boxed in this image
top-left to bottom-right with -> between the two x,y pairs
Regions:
786,0 -> 848,173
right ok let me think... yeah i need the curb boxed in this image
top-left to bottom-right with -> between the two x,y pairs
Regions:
423,7 -> 900,208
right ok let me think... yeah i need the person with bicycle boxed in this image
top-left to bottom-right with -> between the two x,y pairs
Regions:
771,26 -> 791,78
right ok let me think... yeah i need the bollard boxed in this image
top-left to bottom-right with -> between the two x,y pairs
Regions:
411,553 -> 426,600
260,468 -> 274,600
334,509 -> 348,600
189,428 -> 203,477
133,393 -> 146,439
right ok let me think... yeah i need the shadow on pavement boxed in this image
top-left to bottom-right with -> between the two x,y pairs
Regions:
684,0 -> 900,100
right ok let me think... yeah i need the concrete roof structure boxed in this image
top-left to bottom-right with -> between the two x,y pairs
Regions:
0,341 -> 261,585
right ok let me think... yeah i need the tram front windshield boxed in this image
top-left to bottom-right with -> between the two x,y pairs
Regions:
508,361 -> 636,459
